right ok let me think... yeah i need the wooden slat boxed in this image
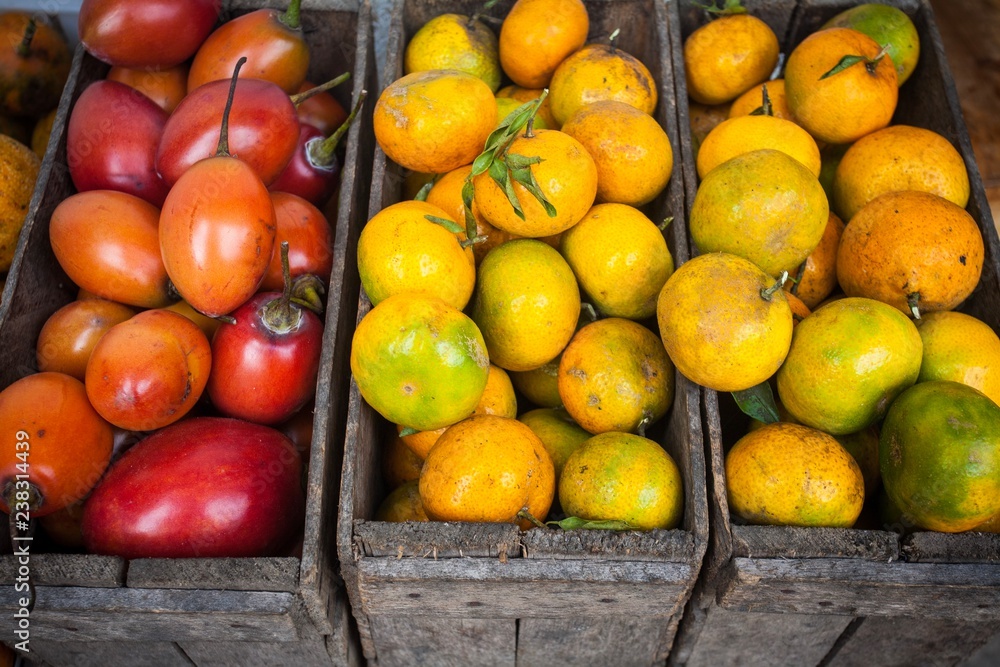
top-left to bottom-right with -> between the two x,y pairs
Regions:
719,558 -> 1000,619
125,558 -> 300,592
357,558 -> 692,618
825,616 -> 999,667
521,527 -> 693,562
355,521 -> 521,559
518,615 -> 674,667
731,526 -> 899,561
369,616 -> 515,667
0,554 -> 124,588
683,607 -> 850,667
902,531 -> 1000,563
0,587 -> 298,642
181,638 -> 334,667
29,640 -> 192,667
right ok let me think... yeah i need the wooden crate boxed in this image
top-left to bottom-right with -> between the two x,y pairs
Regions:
670,1 -> 1000,665
337,1 -> 708,665
0,1 -> 376,665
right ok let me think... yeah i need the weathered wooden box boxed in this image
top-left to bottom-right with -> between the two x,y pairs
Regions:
0,1 -> 375,665
670,1 -> 1000,665
337,1 -> 708,665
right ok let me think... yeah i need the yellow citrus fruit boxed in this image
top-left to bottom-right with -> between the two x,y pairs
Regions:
499,0 -> 589,89
821,3 -> 920,86
657,252 -> 793,392
560,100 -> 673,206
375,480 -> 429,522
510,358 -> 563,409
497,85 -> 559,129
419,414 -> 555,529
728,79 -> 795,120
423,164 -> 518,266
559,432 -> 683,530
784,212 -> 845,310
831,125 -> 970,222
397,363 -> 517,459
548,43 -> 657,127
383,434 -> 424,489
404,14 -> 501,91
357,200 -> 475,310
696,114 -> 821,179
351,294 -> 490,431
784,27 -> 898,145
518,407 -> 591,479
471,239 -> 581,371
880,381 -> 1000,532
496,96 -> 548,129
473,129 -> 597,237
0,134 -> 41,272
559,203 -> 673,320
836,191 -> 984,317
836,425 -> 881,499
915,311 -> 1000,406
726,422 -> 864,527
974,512 -> 1000,533
776,297 -> 923,435
373,69 -> 496,174
690,148 -> 829,278
684,14 -> 780,105
558,318 -> 674,435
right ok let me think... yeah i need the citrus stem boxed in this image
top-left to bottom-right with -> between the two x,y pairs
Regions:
637,415 -> 651,438
17,17 -> 36,57
279,0 -> 302,30
760,83 -> 773,116
760,271 -> 789,301
468,0 -> 499,27
524,116 -> 536,138
307,89 -> 367,168
516,508 -> 547,529
866,44 -> 891,74
290,72 -> 351,106
658,216 -> 674,231
216,56 -> 248,158
907,292 -> 921,320
580,302 -> 599,323
608,28 -> 621,53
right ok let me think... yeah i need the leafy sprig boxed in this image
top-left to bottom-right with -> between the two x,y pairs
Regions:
461,91 -> 557,242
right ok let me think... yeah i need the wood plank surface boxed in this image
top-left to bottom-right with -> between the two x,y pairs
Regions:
719,558 -> 1000,619
518,616 -> 675,667
0,587 -> 299,642
825,616 -> 999,667
181,638 -> 334,667
28,640 -> 193,667
683,607 -> 851,667
731,526 -> 899,561
368,616 -> 514,667
125,558 -> 300,592
902,531 -> 1000,563
0,554 -> 124,588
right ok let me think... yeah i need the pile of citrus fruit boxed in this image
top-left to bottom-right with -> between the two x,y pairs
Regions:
678,1 -> 999,535
353,0 -> 685,532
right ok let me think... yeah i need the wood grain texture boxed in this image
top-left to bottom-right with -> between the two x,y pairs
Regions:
0,587 -> 298,642
683,607 -> 850,667
719,558 -> 1000,619
357,557 -> 692,618
181,638 -> 335,667
340,1 -> 706,665
518,616 -> 676,667
902,531 -> 1000,563
731,526 -> 899,562
825,616 -> 999,667
28,640 -> 193,667
369,616 -> 515,667
125,558 -> 300,592
0,554 -> 124,588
